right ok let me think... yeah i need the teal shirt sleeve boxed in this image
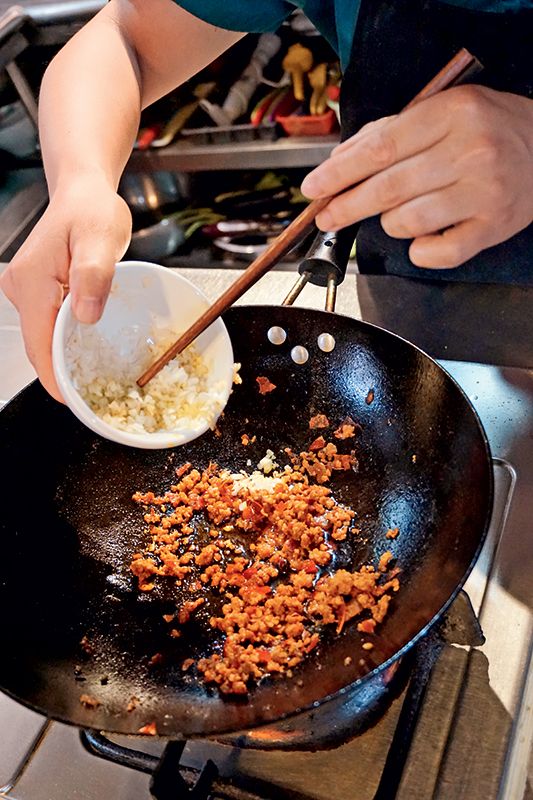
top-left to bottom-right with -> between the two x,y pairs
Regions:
171,0 -> 357,70
171,0 -> 293,33
442,0 -> 530,9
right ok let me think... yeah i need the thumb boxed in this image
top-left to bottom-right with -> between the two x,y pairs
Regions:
69,229 -> 125,325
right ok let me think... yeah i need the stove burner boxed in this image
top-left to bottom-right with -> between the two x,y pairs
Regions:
80,592 -> 483,800
81,733 -> 304,800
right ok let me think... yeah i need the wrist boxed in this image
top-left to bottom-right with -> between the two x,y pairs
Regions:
49,167 -> 118,201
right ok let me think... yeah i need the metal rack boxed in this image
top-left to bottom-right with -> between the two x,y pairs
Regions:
0,4 -> 338,264
128,134 -> 338,173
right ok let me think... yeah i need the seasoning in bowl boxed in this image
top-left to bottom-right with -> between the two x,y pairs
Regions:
52,260 -> 234,449
66,324 -> 227,436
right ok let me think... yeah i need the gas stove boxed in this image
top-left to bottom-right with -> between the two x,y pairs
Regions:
0,266 -> 532,800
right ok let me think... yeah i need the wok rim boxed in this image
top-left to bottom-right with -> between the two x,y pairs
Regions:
0,306 -> 494,738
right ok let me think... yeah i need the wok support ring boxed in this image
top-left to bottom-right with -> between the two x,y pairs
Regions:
81,731 -> 219,800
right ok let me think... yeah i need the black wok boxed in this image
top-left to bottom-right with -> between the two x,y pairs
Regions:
0,304 -> 493,738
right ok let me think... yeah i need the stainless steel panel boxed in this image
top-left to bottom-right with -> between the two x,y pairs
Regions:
128,135 -> 338,173
6,725 -> 152,800
0,695 -> 47,793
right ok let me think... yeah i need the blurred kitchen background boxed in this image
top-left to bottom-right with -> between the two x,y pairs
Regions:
0,2 -> 346,269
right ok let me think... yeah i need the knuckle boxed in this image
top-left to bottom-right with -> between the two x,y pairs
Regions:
363,129 -> 397,170
450,87 -> 497,139
82,216 -> 115,238
471,132 -> 500,169
406,204 -> 435,236
0,260 -> 24,303
382,203 -> 433,239
449,84 -> 486,116
80,197 -> 130,238
111,195 -> 132,226
485,170 -> 508,201
375,170 -> 404,209
70,259 -> 113,289
0,266 -> 13,298
328,158 -> 351,192
70,257 -> 99,273
358,116 -> 393,137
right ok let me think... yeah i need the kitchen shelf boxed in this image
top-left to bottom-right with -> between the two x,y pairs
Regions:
128,134 -> 339,173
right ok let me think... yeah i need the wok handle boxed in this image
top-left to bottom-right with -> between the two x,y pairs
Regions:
298,227 -> 356,288
282,227 -> 355,309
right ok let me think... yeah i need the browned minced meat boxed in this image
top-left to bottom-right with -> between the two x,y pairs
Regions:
309,435 -> 326,451
176,462 -> 192,478
334,417 -> 360,439
127,696 -> 141,712
79,694 -> 100,709
309,413 -> 330,429
285,442 -> 357,485
131,433 -> 399,695
178,598 -> 205,624
378,551 -> 395,572
365,388 -> 375,405
256,376 -> 276,395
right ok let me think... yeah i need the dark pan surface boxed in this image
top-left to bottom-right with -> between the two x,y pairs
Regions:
0,306 -> 493,736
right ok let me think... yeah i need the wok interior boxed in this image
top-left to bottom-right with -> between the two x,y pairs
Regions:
0,306 -> 492,736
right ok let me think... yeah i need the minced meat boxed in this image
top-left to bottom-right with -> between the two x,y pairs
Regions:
131,429 -> 399,695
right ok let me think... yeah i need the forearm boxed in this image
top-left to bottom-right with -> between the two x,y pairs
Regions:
38,0 -> 245,197
39,6 -> 142,196
1,0 -> 245,400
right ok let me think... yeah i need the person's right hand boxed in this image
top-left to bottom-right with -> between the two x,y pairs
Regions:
0,176 -> 132,401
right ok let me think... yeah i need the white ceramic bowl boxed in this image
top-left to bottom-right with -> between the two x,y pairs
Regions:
52,260 -> 234,449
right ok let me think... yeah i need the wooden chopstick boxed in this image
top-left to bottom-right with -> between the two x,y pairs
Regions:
137,48 -> 477,388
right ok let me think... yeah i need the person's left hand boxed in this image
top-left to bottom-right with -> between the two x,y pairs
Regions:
301,85 -> 533,269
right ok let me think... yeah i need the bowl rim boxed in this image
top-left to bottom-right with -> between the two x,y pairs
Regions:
52,260 -> 234,449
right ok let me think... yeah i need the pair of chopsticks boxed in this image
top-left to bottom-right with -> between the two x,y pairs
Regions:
137,48 -> 480,388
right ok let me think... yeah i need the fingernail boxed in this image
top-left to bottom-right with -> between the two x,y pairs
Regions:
74,296 -> 102,324
301,173 -> 322,198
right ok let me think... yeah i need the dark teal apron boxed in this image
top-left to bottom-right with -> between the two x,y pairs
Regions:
339,0 -> 533,285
